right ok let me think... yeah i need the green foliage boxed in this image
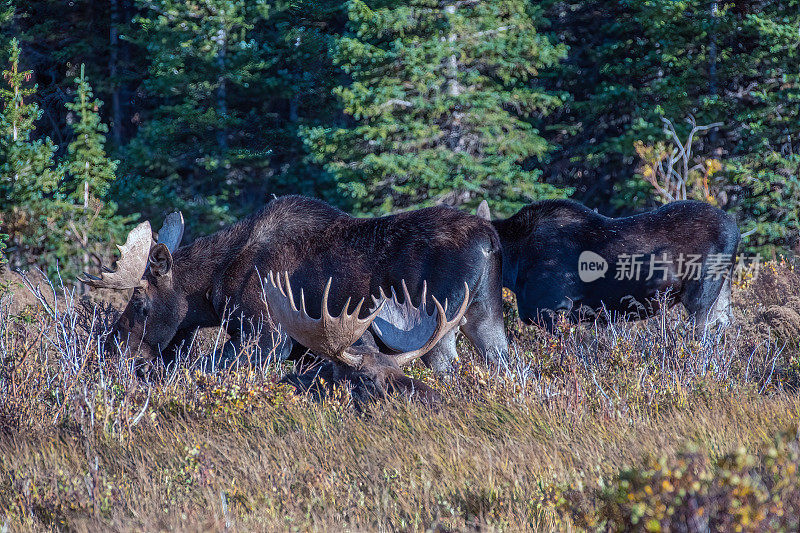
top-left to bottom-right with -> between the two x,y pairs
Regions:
542,0 -> 800,253
558,428 -> 800,531
303,0 -> 570,215
5,0 -> 141,152
0,232 -> 7,265
123,0 -> 345,234
64,64 -> 118,202
728,154 -> 800,256
1,0 -> 799,269
123,0 -> 273,230
0,41 -> 129,280
725,1 -> 800,255
0,38 -> 63,270
56,65 -> 129,280
0,39 -> 60,204
540,0 -> 733,205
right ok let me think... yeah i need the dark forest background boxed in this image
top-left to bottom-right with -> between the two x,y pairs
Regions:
0,0 -> 798,281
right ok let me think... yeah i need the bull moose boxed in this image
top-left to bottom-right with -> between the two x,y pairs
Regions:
261,271 -> 470,402
81,196 -> 509,388
477,199 -> 740,332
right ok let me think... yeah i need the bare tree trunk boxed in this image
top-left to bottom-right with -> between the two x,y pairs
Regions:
216,24 -> 228,154
109,0 -> 123,147
79,179 -> 89,295
445,4 -> 461,98
444,3 -> 463,155
708,1 -> 719,143
12,60 -> 18,187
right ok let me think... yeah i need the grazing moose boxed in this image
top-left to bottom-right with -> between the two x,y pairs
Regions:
263,272 -> 469,403
81,196 -> 508,377
477,199 -> 740,332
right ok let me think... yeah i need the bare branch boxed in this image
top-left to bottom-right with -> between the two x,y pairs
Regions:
646,117 -> 724,203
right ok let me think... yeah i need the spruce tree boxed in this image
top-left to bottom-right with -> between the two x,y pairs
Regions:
8,0 -> 140,150
0,38 -> 62,268
64,64 -> 118,205
725,0 -> 800,255
0,38 -> 60,207
541,0 -> 800,254
540,1 -> 725,209
125,0 -> 276,231
60,64 -> 128,280
303,0 -> 568,215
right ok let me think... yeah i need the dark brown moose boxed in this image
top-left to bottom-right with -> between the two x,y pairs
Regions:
82,195 -> 508,377
478,199 -> 740,332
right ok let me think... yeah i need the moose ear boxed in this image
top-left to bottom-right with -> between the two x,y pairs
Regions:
157,212 -> 184,253
148,243 -> 173,278
476,200 -> 491,221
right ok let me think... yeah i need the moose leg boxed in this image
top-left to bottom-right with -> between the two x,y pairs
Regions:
161,327 -> 200,367
697,275 -> 733,331
460,300 -> 509,368
682,273 -> 733,334
710,275 -> 734,326
421,329 -> 458,374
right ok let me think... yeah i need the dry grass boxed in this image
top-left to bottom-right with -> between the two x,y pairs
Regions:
0,262 -> 799,531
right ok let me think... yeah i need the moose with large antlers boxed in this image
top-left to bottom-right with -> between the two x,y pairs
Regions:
82,195 -> 508,398
263,272 -> 470,402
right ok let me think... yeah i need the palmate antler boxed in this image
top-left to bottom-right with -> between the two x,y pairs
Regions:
263,271 -> 470,368
370,280 -> 469,366
263,271 -> 383,366
79,212 -> 185,290
79,221 -> 153,289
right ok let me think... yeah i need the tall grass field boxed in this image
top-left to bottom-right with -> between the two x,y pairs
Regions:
0,261 -> 799,531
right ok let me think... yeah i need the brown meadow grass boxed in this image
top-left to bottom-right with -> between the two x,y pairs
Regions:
0,261 -> 799,531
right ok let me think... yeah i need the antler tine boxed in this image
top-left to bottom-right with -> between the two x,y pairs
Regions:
300,288 -> 308,316
270,271 -> 286,302
350,295 -> 365,319
393,281 -> 470,367
401,279 -> 414,308
371,286 -> 389,309
282,271 -> 298,312
78,221 -> 152,290
359,298 -> 384,324
263,271 -> 385,367
320,277 -> 332,320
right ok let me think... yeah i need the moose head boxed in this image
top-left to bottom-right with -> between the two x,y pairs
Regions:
80,213 -> 186,361
263,271 -> 469,401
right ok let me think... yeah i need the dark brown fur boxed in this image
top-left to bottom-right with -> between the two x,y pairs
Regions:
114,196 -> 509,377
492,199 -> 741,331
